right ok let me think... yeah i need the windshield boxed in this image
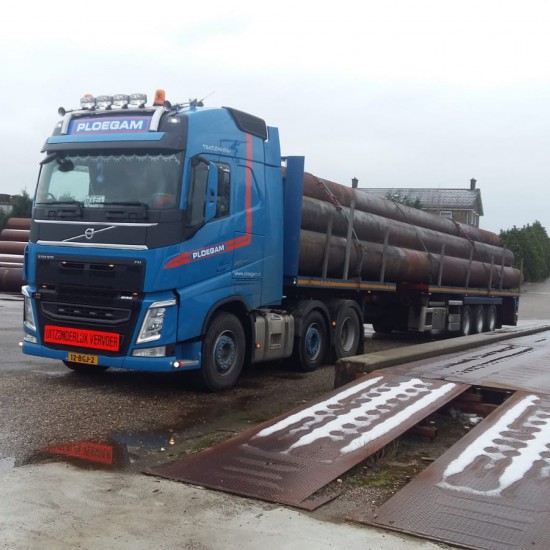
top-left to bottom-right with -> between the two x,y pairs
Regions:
36,152 -> 183,209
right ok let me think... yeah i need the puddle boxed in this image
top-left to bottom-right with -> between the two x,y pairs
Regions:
22,395 -> 257,472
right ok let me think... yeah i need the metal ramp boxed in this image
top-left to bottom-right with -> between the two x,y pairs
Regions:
148,373 -> 466,509
352,390 -> 550,550
383,332 -> 550,394
150,330 -> 550,546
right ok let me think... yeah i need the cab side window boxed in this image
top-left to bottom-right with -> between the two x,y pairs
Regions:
215,163 -> 230,219
188,158 -> 208,226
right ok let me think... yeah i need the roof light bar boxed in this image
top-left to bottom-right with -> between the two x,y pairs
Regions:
112,94 -> 129,109
95,95 -> 113,110
129,93 -> 147,108
80,94 -> 96,110
62,90 -> 169,116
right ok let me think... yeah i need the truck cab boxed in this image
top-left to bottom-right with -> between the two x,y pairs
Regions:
22,91 -> 290,391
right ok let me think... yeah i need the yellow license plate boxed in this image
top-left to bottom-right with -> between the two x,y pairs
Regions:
67,352 -> 99,365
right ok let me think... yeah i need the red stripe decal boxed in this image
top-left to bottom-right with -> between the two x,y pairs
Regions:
245,133 -> 253,234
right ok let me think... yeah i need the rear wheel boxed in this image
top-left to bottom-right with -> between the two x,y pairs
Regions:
200,312 -> 245,392
333,303 -> 362,359
63,361 -> 109,374
485,305 -> 497,332
472,305 -> 485,334
460,306 -> 472,336
294,310 -> 328,372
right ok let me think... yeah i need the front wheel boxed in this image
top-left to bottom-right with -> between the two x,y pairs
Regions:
63,361 -> 109,374
200,312 -> 245,392
294,310 -> 328,372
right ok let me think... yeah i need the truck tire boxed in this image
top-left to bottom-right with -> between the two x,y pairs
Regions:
485,305 -> 497,332
472,305 -> 485,334
333,304 -> 362,359
460,306 -> 472,336
200,312 -> 245,392
63,361 -> 109,374
294,309 -> 328,372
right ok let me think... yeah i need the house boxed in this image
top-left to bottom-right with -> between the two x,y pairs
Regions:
360,179 -> 484,227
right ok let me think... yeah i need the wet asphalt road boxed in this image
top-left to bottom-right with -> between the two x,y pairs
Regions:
0,281 -> 547,474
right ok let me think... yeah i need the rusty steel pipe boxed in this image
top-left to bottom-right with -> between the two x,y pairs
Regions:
0,241 -> 27,255
0,254 -> 24,265
5,217 -> 31,230
302,173 -> 502,247
0,229 -> 30,242
0,267 -> 23,292
301,197 -> 514,267
298,230 -> 522,288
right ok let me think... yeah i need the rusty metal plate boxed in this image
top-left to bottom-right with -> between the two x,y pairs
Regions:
148,373 -> 466,508
353,391 -> 550,550
383,333 -> 550,394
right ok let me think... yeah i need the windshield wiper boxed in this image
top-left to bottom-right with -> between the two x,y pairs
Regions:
102,201 -> 149,208
43,200 -> 83,218
102,201 -> 149,221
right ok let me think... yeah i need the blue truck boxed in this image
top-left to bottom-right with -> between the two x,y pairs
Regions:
22,90 -> 521,391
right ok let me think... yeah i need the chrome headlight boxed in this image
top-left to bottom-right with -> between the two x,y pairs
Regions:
23,288 -> 36,332
136,299 -> 176,344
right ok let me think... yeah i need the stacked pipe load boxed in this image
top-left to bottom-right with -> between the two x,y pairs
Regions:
298,173 -> 522,289
0,217 -> 30,293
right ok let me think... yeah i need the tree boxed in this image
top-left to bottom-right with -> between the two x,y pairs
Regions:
500,221 -> 550,282
0,189 -> 32,232
10,189 -> 33,218
385,191 -> 423,209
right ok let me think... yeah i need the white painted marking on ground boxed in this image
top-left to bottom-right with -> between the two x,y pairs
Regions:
254,376 -> 458,456
254,376 -> 383,438
438,394 -> 550,496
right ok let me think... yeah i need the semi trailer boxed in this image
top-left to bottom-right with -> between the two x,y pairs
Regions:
21,90 -> 521,391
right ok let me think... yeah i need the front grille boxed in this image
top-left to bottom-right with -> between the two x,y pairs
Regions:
41,302 -> 131,325
36,255 -> 145,292
34,254 -> 145,356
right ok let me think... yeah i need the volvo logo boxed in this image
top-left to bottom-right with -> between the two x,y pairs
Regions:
63,225 -> 117,243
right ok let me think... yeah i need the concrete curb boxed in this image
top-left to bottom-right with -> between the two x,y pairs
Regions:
334,323 -> 550,388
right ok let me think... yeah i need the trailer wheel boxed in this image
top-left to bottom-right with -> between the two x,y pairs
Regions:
294,310 -> 328,372
485,305 -> 497,332
200,312 -> 245,392
460,306 -> 472,336
63,361 -> 109,374
334,305 -> 362,359
472,305 -> 485,334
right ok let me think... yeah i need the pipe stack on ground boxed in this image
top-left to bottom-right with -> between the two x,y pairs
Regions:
298,173 -> 522,289
0,217 -> 30,293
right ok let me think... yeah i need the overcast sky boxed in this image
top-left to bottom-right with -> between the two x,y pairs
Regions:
1,0 -> 549,234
